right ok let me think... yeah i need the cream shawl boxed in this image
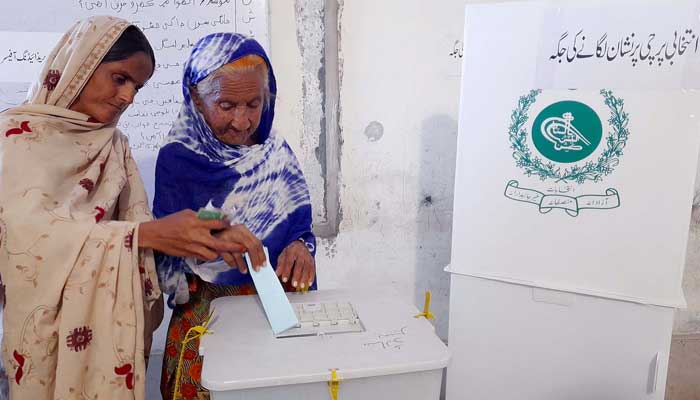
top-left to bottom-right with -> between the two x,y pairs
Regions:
0,16 -> 160,399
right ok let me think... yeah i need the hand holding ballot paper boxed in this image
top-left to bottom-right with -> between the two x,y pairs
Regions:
195,205 -> 301,335
245,249 -> 300,335
192,205 -> 267,274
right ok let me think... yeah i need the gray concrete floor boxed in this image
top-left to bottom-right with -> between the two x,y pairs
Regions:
146,352 -> 164,400
666,334 -> 700,400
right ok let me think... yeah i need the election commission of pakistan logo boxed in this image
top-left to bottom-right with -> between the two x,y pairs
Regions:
504,89 -> 630,216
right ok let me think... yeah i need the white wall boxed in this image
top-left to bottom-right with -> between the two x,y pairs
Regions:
312,0 -> 468,339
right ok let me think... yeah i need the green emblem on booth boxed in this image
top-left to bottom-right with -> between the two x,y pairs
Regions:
508,89 -> 629,184
503,89 -> 630,217
531,100 -> 603,163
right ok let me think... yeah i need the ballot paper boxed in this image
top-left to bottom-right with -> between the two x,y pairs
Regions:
245,248 -> 299,335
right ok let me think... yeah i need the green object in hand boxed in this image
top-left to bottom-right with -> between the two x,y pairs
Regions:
197,208 -> 224,220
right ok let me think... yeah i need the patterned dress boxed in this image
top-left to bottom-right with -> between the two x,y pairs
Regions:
0,16 -> 161,399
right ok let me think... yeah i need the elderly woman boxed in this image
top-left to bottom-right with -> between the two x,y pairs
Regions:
0,17 -> 260,399
154,33 -> 317,399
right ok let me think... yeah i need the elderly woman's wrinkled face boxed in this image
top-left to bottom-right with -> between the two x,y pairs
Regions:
194,69 -> 265,146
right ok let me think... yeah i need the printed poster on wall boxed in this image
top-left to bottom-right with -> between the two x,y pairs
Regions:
449,0 -> 700,306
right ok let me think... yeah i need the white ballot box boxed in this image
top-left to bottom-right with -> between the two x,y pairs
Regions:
200,290 -> 450,400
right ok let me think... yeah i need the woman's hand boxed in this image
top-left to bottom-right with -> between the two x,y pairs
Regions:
275,240 -> 315,289
138,210 -> 244,261
215,224 -> 266,273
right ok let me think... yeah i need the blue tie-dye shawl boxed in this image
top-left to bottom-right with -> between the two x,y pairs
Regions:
153,33 -> 316,306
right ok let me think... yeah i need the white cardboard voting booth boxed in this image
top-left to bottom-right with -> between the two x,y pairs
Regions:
200,290 -> 449,400
447,1 -> 700,399
447,276 -> 676,400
